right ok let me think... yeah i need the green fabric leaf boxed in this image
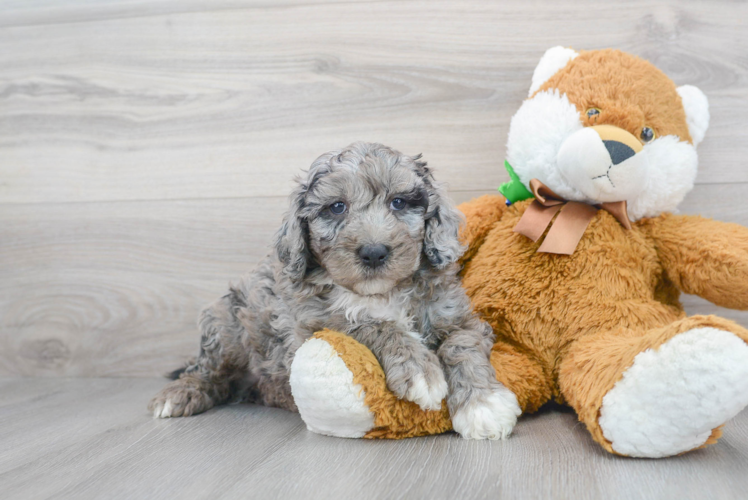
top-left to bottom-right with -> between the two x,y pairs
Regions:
498,160 -> 533,204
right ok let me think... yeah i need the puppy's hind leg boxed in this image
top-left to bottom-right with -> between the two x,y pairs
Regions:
149,293 -> 249,418
149,372 -> 224,418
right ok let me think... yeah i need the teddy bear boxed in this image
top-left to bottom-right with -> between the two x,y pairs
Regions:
288,47 -> 748,458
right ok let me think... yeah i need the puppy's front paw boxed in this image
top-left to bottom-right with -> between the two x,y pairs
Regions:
387,359 -> 448,411
404,369 -> 449,411
451,384 -> 521,440
148,378 -> 214,418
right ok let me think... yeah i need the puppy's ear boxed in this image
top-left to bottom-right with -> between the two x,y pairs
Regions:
275,163 -> 326,282
414,156 -> 466,269
274,185 -> 310,282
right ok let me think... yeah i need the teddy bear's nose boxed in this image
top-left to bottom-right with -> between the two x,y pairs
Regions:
556,124 -> 648,203
603,140 -> 637,165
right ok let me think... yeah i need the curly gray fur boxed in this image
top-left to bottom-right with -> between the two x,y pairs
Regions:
149,142 -> 503,424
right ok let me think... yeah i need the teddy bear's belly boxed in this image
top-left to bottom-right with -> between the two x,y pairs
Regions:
461,213 -> 684,363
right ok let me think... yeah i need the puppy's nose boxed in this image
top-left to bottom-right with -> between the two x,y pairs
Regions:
359,244 -> 389,269
603,140 -> 636,165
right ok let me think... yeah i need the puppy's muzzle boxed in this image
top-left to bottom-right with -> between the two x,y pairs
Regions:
358,244 -> 390,269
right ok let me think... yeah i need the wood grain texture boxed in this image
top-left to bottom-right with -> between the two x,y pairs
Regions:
1,0 -> 748,379
0,196 -> 284,376
1,0 -> 747,204
0,378 -> 747,500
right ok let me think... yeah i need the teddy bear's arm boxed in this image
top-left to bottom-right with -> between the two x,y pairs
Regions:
457,194 -> 507,264
640,214 -> 748,310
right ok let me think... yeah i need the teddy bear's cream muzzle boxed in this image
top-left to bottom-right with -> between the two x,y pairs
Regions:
557,124 -> 646,203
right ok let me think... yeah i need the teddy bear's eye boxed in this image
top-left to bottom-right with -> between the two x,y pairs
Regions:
586,108 -> 601,120
640,127 -> 655,143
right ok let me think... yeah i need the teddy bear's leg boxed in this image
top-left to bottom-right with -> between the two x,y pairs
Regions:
558,315 -> 748,457
290,329 -> 452,439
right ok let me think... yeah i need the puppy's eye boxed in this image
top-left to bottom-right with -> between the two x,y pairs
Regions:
586,108 -> 601,120
329,201 -> 347,215
640,127 -> 655,143
390,198 -> 407,211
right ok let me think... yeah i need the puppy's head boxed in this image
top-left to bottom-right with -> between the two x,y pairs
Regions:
275,142 -> 464,295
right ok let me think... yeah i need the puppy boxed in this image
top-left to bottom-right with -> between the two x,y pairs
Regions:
149,142 -> 520,439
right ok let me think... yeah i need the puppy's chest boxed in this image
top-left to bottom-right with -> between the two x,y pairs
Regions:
328,289 -> 421,337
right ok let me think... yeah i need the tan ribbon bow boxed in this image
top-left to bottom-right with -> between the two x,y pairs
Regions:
513,179 -> 632,255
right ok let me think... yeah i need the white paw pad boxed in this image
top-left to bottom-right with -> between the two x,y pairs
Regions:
290,338 -> 375,438
405,371 -> 448,411
599,327 -> 748,458
452,384 -> 521,440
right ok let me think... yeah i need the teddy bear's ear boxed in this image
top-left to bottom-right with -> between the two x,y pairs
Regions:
676,85 -> 710,146
528,46 -> 579,97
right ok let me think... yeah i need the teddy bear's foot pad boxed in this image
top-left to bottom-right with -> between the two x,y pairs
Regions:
290,338 -> 375,438
599,327 -> 748,457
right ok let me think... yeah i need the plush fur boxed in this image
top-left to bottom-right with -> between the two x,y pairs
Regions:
508,49 -> 701,219
289,335 -> 376,438
598,326 -> 748,457
528,46 -> 579,96
290,48 -> 748,457
149,142 -> 520,440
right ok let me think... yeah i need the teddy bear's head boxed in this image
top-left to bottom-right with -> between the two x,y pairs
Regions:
503,47 -> 709,220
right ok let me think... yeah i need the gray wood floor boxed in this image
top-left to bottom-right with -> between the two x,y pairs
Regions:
1,378 -> 747,500
2,1 -> 748,499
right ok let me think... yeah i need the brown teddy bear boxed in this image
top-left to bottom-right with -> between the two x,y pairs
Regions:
288,47 -> 748,458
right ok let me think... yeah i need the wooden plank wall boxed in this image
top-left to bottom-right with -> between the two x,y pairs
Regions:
1,0 -> 747,377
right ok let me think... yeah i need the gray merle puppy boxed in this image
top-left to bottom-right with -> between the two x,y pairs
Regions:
149,142 -> 520,439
